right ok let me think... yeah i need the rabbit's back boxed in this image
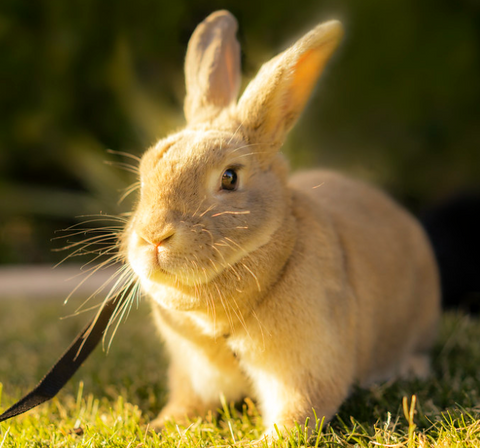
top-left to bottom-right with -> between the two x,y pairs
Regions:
289,170 -> 440,384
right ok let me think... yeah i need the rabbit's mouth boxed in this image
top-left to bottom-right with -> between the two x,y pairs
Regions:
127,229 -> 225,286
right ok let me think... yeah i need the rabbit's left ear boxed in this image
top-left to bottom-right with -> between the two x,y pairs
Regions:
237,21 -> 343,150
184,10 -> 241,124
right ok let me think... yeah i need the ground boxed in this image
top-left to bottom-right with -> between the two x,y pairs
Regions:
0,271 -> 479,447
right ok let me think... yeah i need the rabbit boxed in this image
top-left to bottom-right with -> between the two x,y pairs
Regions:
124,10 -> 440,440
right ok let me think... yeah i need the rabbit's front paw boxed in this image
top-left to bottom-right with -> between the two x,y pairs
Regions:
149,404 -> 197,433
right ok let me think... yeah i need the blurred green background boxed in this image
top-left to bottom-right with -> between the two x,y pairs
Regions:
1,0 -> 479,264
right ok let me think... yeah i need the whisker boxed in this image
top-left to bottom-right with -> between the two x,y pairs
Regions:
54,233 -> 118,252
201,228 -> 215,245
227,120 -> 246,146
107,149 -> 141,163
206,288 -> 217,332
70,214 -> 129,224
213,282 -> 235,335
61,302 -> 103,319
53,226 -> 123,241
190,258 -> 200,271
103,265 -> 135,309
200,266 -> 209,284
230,296 -> 250,338
192,196 -> 207,218
76,266 -> 137,353
105,275 -> 140,351
211,211 -> 250,218
199,203 -> 217,217
187,257 -> 210,314
251,308 -> 266,352
61,257 -> 120,306
71,259 -> 126,311
242,262 -> 261,292
210,243 -> 242,284
55,243 -> 119,269
223,237 -> 247,254
63,250 -> 120,282
229,142 -> 261,154
71,247 -> 121,270
119,182 -> 141,204
229,151 -> 268,160
104,160 -> 139,175
208,258 -> 219,272
210,244 -> 228,264
53,218 -> 127,239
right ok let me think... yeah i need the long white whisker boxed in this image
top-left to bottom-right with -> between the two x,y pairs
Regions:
229,150 -> 266,159
227,121 -> 246,146
54,233 -> 118,253
104,160 -> 139,175
63,255 -> 121,306
105,275 -> 140,351
119,182 -> 141,204
107,148 -> 141,163
229,142 -> 261,154
72,261 -> 126,312
53,226 -> 123,242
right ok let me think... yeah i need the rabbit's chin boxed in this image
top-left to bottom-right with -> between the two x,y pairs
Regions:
141,276 -> 209,311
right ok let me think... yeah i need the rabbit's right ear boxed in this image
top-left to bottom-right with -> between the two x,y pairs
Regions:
184,10 -> 241,124
236,21 -> 343,154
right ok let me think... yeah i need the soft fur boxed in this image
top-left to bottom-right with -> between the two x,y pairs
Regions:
125,10 -> 440,439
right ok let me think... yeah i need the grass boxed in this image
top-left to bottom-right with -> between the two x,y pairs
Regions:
0,296 -> 479,447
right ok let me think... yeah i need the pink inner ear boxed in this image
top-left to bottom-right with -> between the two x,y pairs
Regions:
224,43 -> 237,97
205,36 -> 239,108
184,11 -> 240,123
290,43 -> 336,113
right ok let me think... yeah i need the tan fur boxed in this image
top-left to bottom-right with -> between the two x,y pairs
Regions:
125,10 -> 440,440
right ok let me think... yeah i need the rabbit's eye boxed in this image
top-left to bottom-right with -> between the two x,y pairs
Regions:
221,169 -> 238,191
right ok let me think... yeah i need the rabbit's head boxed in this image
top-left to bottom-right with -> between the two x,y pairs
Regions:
126,11 -> 343,307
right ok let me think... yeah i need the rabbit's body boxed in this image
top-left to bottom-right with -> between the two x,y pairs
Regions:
125,11 -> 440,438
289,170 -> 438,383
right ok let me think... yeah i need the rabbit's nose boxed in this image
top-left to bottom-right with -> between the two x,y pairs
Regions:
136,228 -> 175,249
153,231 -> 175,251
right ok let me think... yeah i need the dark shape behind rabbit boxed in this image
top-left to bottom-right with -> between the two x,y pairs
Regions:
422,191 -> 480,314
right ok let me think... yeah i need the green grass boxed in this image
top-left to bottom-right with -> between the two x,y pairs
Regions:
1,296 -> 479,447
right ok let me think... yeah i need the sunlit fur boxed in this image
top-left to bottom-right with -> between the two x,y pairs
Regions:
75,10 -> 440,441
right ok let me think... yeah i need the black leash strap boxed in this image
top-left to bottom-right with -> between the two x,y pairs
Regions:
0,299 -> 117,423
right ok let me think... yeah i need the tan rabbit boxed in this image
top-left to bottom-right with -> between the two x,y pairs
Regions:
125,10 -> 440,439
